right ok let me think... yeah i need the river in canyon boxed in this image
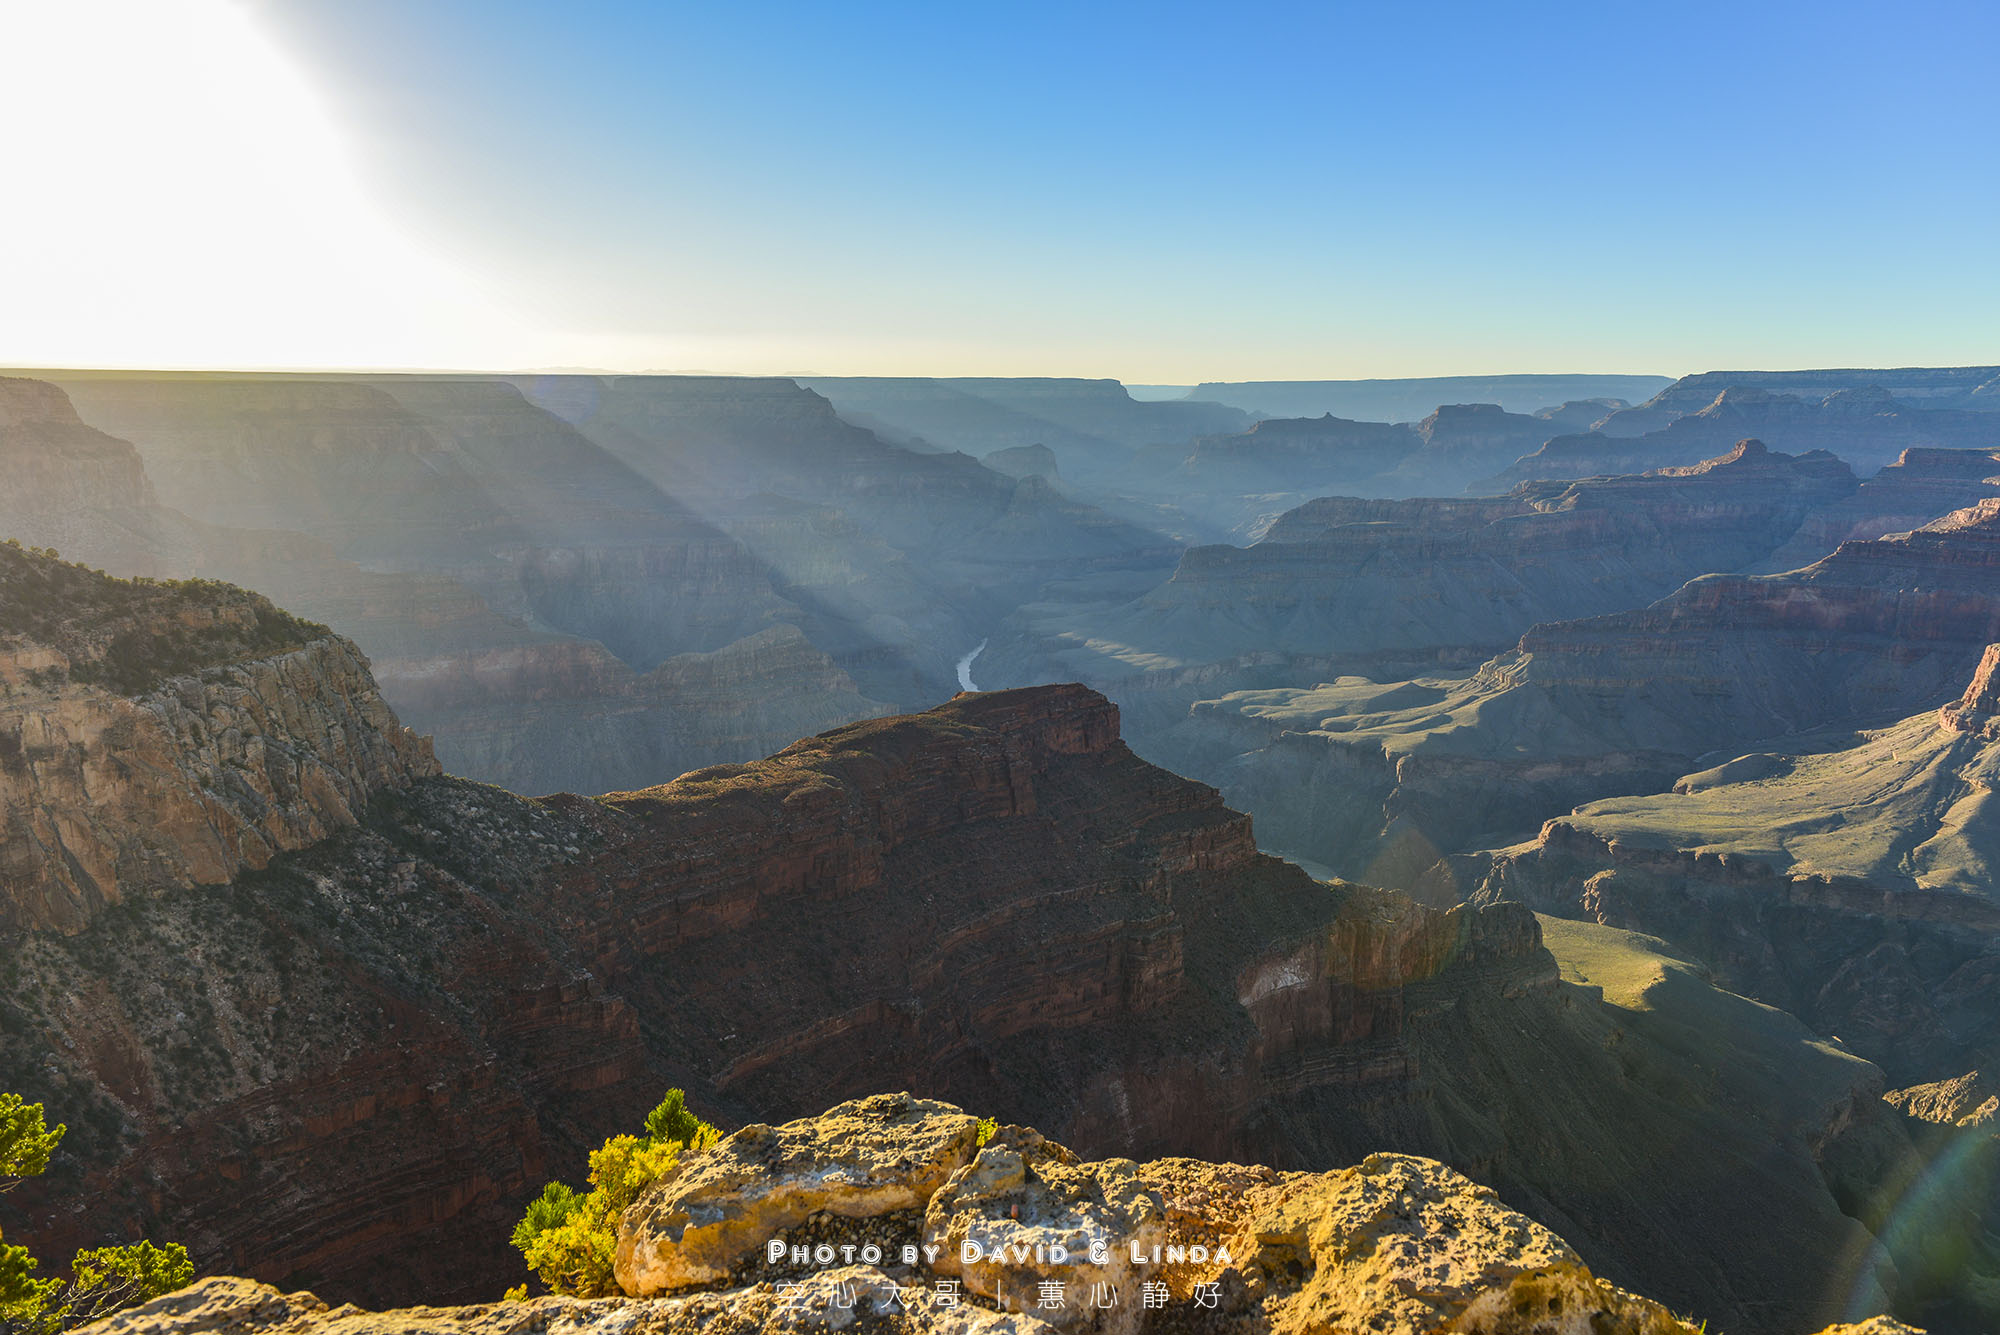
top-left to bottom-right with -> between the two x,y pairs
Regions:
956,640 -> 987,691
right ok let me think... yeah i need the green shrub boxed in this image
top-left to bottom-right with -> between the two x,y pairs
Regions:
510,1090 -> 720,1298
0,1094 -> 191,1335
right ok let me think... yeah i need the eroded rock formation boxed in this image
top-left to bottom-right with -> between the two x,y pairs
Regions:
0,548 -> 436,932
1495,384 -> 2000,487
1172,494 -> 2000,881
983,439 -> 1870,760
1472,642 -> 2000,1084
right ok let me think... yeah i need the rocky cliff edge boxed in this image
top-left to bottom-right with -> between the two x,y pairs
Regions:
85,1092 -> 1921,1335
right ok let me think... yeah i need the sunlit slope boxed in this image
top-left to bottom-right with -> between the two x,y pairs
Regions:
1542,915 -> 1863,1082
1167,498 -> 2000,882
1560,714 -> 2000,898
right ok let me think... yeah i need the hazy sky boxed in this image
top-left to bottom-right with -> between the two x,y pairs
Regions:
4,0 -> 1995,379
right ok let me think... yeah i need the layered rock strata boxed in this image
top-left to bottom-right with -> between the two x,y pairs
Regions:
1473,644 -> 2000,1083
1170,495 -> 2000,881
983,440 -> 1864,758
0,548 -> 436,931
1495,385 -> 2000,487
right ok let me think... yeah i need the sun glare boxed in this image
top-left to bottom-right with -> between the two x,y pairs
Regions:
0,0 -> 544,370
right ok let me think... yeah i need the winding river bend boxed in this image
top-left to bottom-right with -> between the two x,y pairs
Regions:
956,640 -> 987,691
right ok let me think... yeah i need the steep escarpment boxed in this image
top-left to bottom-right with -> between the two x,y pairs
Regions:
1757,446 -> 2000,572
0,546 -> 436,932
1164,496 -> 2000,883
0,376 -> 155,513
1942,643 -> 2000,736
0,671 -> 1914,1334
0,775 -> 654,1307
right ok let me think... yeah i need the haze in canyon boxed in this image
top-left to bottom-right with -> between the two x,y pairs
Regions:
6,3 -> 1999,1335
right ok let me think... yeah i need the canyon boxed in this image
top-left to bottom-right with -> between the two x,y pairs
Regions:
980,438 -> 1912,754
0,547 -> 1935,1333
1474,643 -> 2000,1085
1160,494 -> 2000,885
1494,386 -> 2000,488
0,372 -> 1183,794
15,365 -> 2000,1334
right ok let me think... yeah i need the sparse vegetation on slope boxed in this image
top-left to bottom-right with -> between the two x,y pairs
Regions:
0,542 -> 325,696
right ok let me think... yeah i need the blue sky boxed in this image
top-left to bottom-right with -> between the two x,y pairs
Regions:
7,1 -> 1996,377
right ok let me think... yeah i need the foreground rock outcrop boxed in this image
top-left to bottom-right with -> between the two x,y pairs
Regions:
611,1096 -> 1715,1333
82,1094 -> 1917,1335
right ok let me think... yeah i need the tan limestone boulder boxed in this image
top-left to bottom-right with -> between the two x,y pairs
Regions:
614,1092 -> 980,1296
922,1128 -> 1167,1335
1229,1153 -> 1695,1335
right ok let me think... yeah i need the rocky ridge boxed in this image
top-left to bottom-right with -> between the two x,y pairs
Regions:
982,439 -> 1870,760
1471,642 -> 2000,1083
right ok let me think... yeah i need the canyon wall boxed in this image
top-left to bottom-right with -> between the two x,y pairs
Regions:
1473,644 -> 2000,1085
0,547 -> 436,932
1497,385 -> 2000,486
1157,494 -> 2000,881
0,612 -> 1901,1330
